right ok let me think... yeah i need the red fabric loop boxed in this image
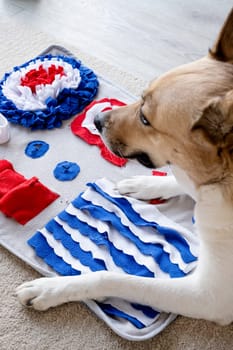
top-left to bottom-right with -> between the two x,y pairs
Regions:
21,64 -> 65,93
71,98 -> 127,167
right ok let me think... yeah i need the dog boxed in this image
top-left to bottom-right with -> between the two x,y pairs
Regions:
17,8 -> 233,326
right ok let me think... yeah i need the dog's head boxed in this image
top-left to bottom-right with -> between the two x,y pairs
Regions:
95,9 -> 233,190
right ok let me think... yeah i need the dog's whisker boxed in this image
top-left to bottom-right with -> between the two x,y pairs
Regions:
115,148 -> 124,159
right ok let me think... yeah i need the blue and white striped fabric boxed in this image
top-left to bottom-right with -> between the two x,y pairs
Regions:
28,177 -> 199,340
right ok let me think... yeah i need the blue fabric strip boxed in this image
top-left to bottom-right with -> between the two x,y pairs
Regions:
131,303 -> 159,319
28,232 -> 80,276
58,210 -> 154,277
45,219 -> 107,272
97,303 -> 145,329
87,182 -> 196,264
72,195 -> 185,278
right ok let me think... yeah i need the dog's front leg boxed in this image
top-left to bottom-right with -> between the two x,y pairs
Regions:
16,270 -> 213,322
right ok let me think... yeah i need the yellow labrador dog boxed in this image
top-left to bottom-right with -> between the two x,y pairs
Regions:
17,9 -> 233,326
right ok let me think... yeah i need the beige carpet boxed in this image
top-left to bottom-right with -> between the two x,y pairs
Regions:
0,17 -> 233,350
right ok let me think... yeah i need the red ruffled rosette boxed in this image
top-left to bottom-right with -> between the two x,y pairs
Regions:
21,64 -> 65,93
71,98 -> 128,167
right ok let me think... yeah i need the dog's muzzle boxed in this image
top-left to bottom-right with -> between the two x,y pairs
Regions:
94,112 -> 155,168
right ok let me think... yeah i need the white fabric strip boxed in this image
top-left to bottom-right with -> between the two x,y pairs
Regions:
61,205 -> 166,277
54,215 -> 124,274
40,227 -> 92,274
79,184 -> 195,273
92,178 -> 199,257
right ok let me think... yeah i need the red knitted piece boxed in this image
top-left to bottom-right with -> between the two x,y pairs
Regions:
0,160 -> 59,225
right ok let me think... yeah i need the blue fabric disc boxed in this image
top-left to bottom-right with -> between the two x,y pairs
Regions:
53,161 -> 80,181
25,140 -> 49,158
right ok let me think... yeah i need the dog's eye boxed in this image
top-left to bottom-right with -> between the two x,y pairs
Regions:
140,110 -> 150,126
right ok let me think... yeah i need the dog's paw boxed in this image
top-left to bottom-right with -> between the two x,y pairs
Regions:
117,175 -> 183,200
117,176 -> 153,200
16,278 -> 63,311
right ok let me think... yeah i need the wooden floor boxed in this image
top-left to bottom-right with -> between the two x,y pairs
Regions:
0,0 -> 232,81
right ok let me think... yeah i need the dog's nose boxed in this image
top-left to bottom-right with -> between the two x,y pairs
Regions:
94,111 -> 110,133
94,114 -> 103,133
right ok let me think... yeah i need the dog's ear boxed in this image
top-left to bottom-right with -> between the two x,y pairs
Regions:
209,8 -> 233,63
191,91 -> 233,151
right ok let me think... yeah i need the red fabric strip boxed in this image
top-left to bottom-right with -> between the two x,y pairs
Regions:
150,170 -> 167,205
152,170 -> 167,177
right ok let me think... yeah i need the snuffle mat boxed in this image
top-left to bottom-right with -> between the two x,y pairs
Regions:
0,45 -> 198,341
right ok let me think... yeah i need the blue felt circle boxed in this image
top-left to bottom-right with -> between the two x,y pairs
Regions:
25,140 -> 49,158
0,54 -> 99,130
53,161 -> 80,181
